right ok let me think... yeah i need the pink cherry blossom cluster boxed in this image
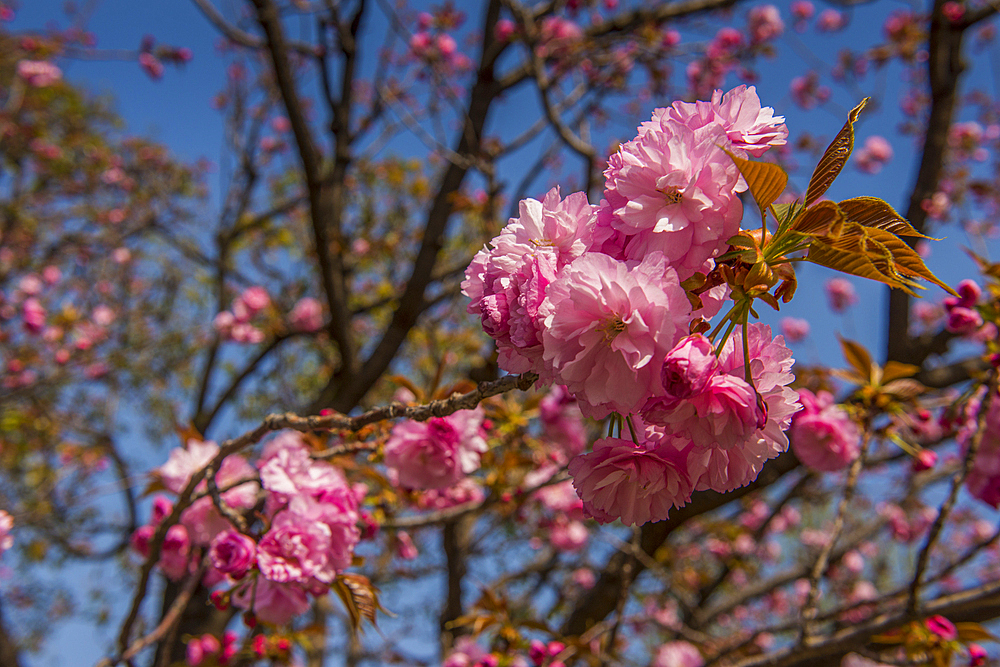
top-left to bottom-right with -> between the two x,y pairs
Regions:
2,270 -> 119,388
288,296 -> 324,332
132,431 -> 362,625
944,279 -> 983,335
383,407 -> 489,490
825,277 -> 858,312
16,59 -> 62,87
213,286 -> 271,344
854,135 -> 894,174
960,387 -> 1000,508
186,631 -> 238,666
791,389 -> 861,472
464,86 -> 801,526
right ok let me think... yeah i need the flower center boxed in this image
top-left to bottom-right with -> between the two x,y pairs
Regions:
660,186 -> 683,205
596,316 -> 627,344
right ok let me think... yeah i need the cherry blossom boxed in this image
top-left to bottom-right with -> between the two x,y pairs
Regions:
791,389 -> 861,472
568,435 -> 693,526
540,251 -> 691,417
383,408 -> 488,489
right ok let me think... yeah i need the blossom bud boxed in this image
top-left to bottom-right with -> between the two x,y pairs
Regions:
209,530 -> 257,579
912,449 -> 937,472
660,335 -> 720,399
926,614 -> 957,641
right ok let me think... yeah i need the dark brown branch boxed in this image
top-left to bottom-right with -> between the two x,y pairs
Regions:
887,0 -> 969,365
191,0 -> 314,53
251,0 -> 357,378
96,562 -> 207,667
0,597 -> 23,667
316,0 -> 506,413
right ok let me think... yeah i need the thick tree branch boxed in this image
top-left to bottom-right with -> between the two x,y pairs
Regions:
251,0 -> 357,379
887,0 -> 968,364
317,0 -> 506,413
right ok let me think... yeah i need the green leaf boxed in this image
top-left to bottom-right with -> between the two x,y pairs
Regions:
804,98 -> 869,207
723,148 -> 789,218
772,201 -> 805,235
838,196 -> 934,239
726,234 -> 758,249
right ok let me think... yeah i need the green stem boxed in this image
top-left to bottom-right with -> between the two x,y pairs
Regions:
715,320 -> 738,357
708,302 -> 741,342
742,320 -> 753,387
625,415 -> 639,445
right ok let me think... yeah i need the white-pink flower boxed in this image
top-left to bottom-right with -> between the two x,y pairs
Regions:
654,641 -> 705,667
17,60 -> 62,87
181,454 -> 259,546
158,439 -> 220,494
540,251 -> 691,417
257,511 -> 336,584
383,409 -> 488,489
232,578 -> 310,625
259,431 -> 352,502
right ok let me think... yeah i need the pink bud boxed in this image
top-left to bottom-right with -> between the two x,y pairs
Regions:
912,449 -> 938,472
660,334 -> 720,399
926,615 -> 957,640
436,33 -> 457,56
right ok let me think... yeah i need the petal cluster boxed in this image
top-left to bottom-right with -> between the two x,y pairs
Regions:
460,87 -> 796,526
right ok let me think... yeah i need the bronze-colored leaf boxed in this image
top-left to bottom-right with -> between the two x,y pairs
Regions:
140,476 -> 168,498
804,98 -> 869,207
831,368 -> 869,386
838,196 -> 934,239
863,228 -> 959,296
839,336 -> 874,384
882,378 -> 926,399
176,422 -> 204,445
955,622 -> 1000,643
333,573 -> 387,634
724,148 -> 789,218
790,200 -> 845,236
881,360 -> 920,383
808,233 -> 919,295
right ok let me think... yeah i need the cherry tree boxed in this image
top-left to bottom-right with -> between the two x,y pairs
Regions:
1,0 -> 1000,666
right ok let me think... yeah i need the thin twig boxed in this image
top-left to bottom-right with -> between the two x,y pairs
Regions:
800,423 -> 872,643
907,372 -> 998,616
